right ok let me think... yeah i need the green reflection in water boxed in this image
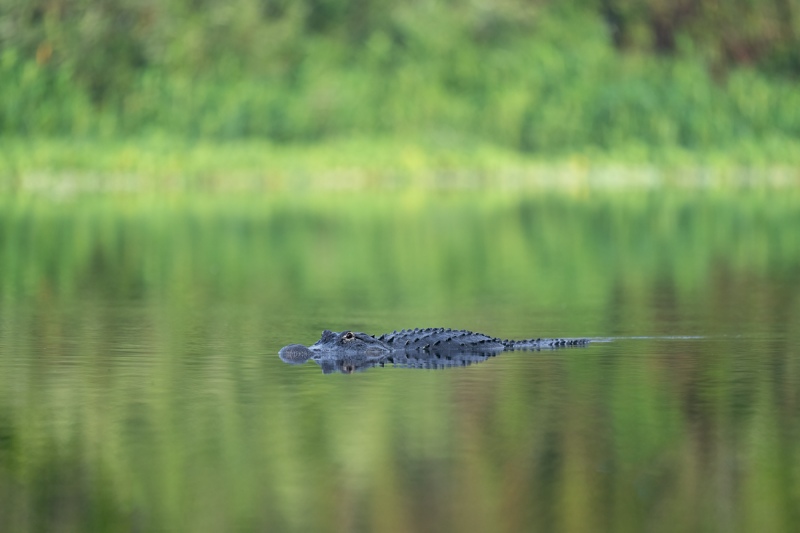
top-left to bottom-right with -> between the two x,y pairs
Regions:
0,189 -> 798,532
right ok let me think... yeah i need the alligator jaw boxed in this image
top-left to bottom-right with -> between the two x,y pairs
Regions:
279,344 -> 315,364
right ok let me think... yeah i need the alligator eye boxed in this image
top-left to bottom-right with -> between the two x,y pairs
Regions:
343,332 -> 355,341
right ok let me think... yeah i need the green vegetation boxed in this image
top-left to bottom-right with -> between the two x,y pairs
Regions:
1,0 -> 799,164
3,136 -> 800,189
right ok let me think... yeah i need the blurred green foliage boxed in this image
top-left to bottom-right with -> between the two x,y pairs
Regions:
1,0 -> 799,154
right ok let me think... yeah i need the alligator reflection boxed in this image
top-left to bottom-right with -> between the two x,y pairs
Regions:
279,328 -> 590,374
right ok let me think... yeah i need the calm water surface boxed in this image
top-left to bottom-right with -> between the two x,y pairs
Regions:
0,189 -> 798,532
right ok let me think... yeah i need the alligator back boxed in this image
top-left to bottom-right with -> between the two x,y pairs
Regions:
378,327 -> 588,352
378,328 -> 506,352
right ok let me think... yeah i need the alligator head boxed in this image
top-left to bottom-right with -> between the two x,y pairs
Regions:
278,329 -> 391,370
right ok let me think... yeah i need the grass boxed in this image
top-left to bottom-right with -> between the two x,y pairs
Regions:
2,136 -> 799,196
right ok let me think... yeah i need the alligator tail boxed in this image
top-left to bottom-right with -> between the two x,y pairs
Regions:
503,337 -> 590,350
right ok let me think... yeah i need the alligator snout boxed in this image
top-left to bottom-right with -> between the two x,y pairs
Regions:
279,344 -> 314,364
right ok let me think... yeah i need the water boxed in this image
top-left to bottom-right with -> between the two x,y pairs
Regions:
0,189 -> 798,532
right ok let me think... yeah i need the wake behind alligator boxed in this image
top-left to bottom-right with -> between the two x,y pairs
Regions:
279,327 -> 590,374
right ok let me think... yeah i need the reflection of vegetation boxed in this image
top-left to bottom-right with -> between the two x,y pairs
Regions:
1,0 -> 799,156
2,190 -> 798,322
1,191 -> 799,531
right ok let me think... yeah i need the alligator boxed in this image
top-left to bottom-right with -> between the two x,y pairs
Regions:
279,328 -> 590,374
